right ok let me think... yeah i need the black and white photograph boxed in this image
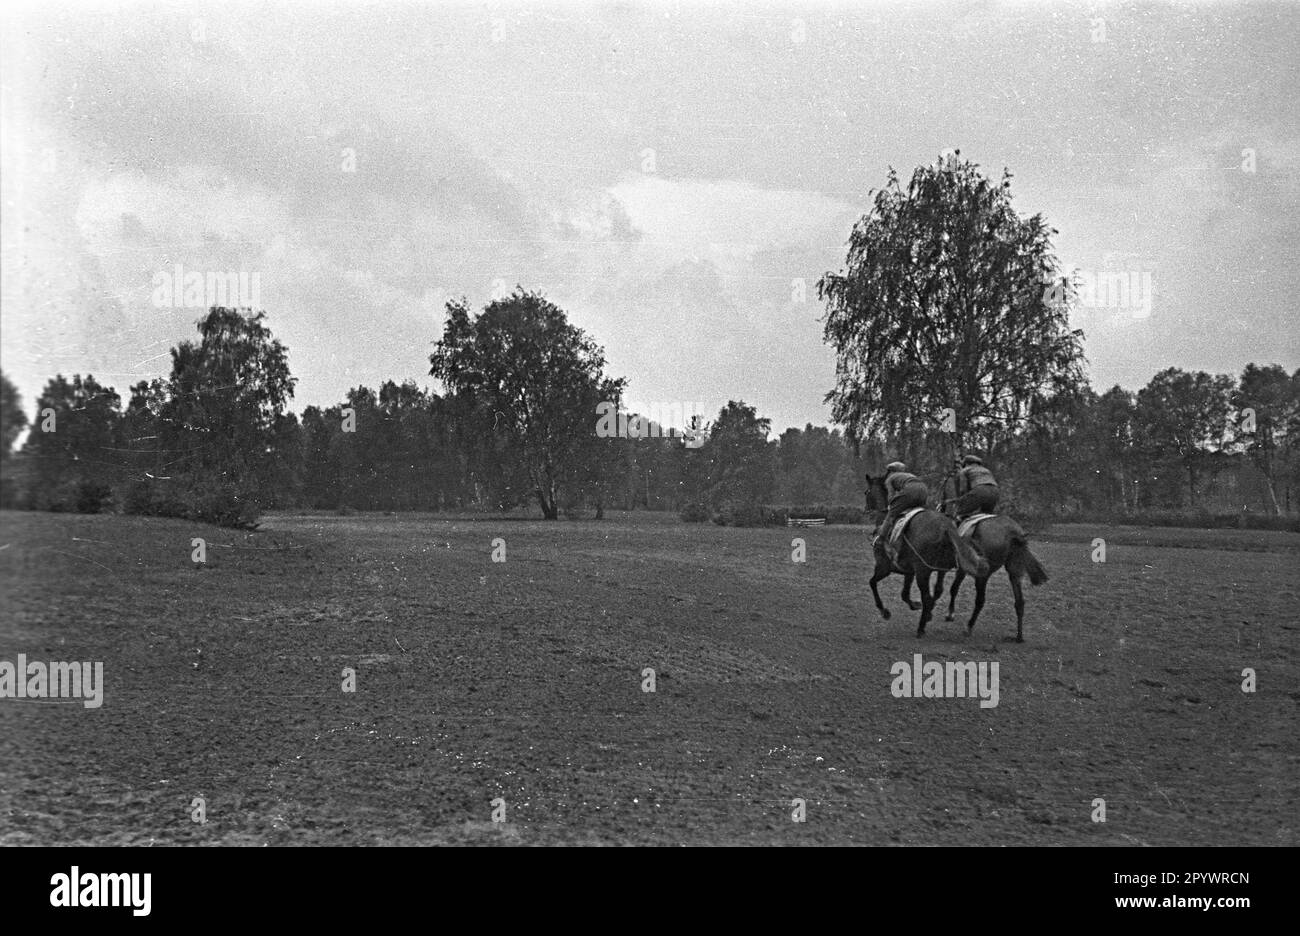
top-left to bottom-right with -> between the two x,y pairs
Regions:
0,0 -> 1295,873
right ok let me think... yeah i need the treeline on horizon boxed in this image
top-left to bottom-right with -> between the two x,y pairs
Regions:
1,303 -> 1297,532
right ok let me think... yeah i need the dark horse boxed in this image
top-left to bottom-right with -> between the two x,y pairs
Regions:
934,480 -> 1050,642
864,473 -> 989,637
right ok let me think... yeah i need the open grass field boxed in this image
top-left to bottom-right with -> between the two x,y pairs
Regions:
1,509 -> 1296,845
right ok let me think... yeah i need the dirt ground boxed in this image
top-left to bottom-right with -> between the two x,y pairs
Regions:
1,509 -> 1295,845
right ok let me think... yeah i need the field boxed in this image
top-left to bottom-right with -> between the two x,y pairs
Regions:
1,509 -> 1296,846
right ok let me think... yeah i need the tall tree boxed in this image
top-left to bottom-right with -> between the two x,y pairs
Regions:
819,152 -> 1085,456
159,307 -> 296,491
1093,385 -> 1138,510
1134,368 -> 1234,507
0,370 -> 26,460
0,370 -> 28,506
20,374 -> 123,510
1231,363 -> 1298,515
429,289 -> 625,519
703,401 -> 775,513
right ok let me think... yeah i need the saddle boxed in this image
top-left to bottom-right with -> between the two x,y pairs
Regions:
877,507 -> 926,565
956,513 -> 998,538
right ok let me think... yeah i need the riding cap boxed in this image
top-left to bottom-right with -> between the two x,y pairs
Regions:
884,461 -> 907,474
961,455 -> 983,466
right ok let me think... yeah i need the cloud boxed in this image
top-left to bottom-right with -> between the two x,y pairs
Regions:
2,1 -> 1296,436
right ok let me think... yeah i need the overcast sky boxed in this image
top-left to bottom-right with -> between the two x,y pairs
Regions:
2,0 -> 1297,436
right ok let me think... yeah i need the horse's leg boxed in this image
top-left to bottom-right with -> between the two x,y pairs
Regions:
966,575 -> 988,636
869,554 -> 892,620
916,569 -> 934,638
932,570 -> 946,603
1008,568 -> 1026,643
902,571 -> 920,610
945,570 -> 965,622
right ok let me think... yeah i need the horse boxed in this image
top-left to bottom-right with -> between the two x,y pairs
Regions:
864,472 -> 989,637
935,476 -> 1050,642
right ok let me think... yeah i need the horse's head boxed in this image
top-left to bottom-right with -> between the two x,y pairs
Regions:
863,471 -> 889,514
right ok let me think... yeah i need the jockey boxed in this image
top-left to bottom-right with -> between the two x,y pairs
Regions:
876,461 -> 929,545
954,454 -> 999,520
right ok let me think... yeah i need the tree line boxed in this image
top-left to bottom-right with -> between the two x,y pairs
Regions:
1,155 -> 1296,528
1,301 -> 1295,529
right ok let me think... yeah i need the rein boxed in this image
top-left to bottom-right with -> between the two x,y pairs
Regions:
900,526 -> 958,573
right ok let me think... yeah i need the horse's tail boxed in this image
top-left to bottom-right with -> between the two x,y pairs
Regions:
1008,533 -> 1049,586
946,526 -> 989,579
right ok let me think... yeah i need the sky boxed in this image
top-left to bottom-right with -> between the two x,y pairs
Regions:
2,0 -> 1297,437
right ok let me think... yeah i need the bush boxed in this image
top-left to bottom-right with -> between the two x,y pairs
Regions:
678,502 -> 708,523
74,480 -> 116,514
186,484 -> 260,529
123,476 -> 261,529
124,478 -> 189,519
711,501 -> 766,527
24,476 -> 116,514
1101,508 -> 1300,533
826,505 -> 866,525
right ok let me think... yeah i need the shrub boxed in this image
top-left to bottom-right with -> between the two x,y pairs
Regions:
74,480 -> 116,514
711,501 -> 766,527
1101,508 -> 1300,533
123,476 -> 261,529
826,505 -> 866,525
185,483 -> 260,529
25,477 -> 116,514
678,502 -> 708,523
123,478 -> 190,519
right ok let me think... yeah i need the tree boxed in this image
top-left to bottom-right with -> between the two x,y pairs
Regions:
1093,386 -> 1138,511
1,371 -> 29,507
159,307 -> 296,491
703,400 -> 775,518
0,371 -> 26,459
1009,385 -> 1096,514
124,307 -> 298,526
429,289 -> 625,519
776,425 -> 847,503
299,404 -> 343,508
819,152 -> 1085,456
1231,363 -> 1298,515
20,374 -> 122,510
1134,368 -> 1234,507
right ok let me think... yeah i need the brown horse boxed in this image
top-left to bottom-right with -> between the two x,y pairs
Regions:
864,473 -> 989,637
936,512 -> 1050,643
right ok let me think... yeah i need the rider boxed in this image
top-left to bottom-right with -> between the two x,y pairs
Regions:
875,461 -> 929,546
953,454 -> 999,520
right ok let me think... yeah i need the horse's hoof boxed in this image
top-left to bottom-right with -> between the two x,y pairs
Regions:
880,609 -> 891,620
945,614 -> 954,622
905,601 -> 920,611
966,625 -> 974,636
1015,636 -> 1024,644
915,629 -> 925,639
